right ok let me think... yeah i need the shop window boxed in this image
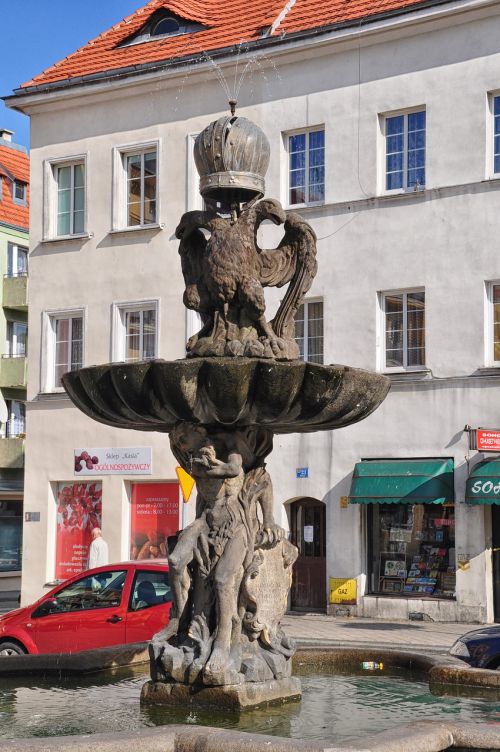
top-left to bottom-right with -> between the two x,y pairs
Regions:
295,300 -> 324,364
0,501 -> 22,572
112,300 -> 158,362
130,482 -> 179,561
286,128 -> 325,206
367,503 -> 456,598
381,289 -> 425,370
55,482 -> 102,580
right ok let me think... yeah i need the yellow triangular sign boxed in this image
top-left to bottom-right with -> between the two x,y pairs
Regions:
176,466 -> 195,503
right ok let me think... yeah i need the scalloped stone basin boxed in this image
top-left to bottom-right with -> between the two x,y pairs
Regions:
62,357 -> 390,434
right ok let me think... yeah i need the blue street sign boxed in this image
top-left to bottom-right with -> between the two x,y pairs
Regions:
296,467 -> 309,478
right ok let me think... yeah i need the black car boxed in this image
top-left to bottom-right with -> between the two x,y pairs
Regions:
450,625 -> 500,670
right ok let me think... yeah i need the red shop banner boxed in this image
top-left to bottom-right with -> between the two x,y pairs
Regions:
55,482 -> 103,580
476,429 -> 500,452
130,482 -> 179,561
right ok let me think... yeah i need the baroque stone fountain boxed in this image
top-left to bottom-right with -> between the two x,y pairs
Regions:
63,106 -> 390,709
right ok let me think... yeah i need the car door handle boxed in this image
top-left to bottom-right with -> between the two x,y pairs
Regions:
106,615 -> 123,624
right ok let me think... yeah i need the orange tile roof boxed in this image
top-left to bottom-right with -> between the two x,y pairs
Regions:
0,145 -> 29,231
20,0 -> 442,90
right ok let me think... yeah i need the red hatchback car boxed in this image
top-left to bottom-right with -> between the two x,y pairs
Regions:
0,561 -> 171,656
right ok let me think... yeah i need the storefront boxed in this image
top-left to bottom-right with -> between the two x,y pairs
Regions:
465,460 -> 500,622
349,459 -> 456,601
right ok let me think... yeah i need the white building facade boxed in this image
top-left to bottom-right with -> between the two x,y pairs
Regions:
7,0 -> 500,621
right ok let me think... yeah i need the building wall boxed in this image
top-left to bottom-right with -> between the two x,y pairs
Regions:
19,3 -> 500,618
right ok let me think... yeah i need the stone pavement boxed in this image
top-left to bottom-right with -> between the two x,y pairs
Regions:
283,612 -> 491,654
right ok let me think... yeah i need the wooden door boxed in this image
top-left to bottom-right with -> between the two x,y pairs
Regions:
290,499 -> 326,611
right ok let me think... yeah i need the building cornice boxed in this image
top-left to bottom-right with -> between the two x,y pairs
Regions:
5,0 -> 499,114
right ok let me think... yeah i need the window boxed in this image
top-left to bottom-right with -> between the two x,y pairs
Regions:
6,321 -> 27,357
0,400 -> 25,438
44,312 -> 84,390
0,502 -> 22,572
487,283 -> 500,365
113,145 -> 158,229
295,300 -> 323,364
113,301 -> 158,362
7,243 -> 28,277
13,180 -> 27,206
152,17 -> 179,35
367,502 -> 455,599
287,129 -> 325,206
384,110 -> 426,191
33,570 -> 127,616
130,570 -> 172,611
382,290 -> 425,370
493,95 -> 500,176
43,156 -> 87,240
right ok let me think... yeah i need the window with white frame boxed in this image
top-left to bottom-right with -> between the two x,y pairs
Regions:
44,312 -> 84,390
0,400 -> 25,438
287,129 -> 325,206
113,301 -> 158,362
493,95 -> 500,176
487,282 -> 500,364
56,162 -> 85,236
382,290 -> 425,369
295,300 -> 323,364
114,145 -> 158,229
44,157 -> 87,240
6,321 -> 27,357
384,110 -> 426,191
7,243 -> 28,277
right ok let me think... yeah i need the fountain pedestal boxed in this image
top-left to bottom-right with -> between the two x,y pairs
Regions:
63,108 -> 390,710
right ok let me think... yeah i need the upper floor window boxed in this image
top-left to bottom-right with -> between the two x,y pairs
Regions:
43,156 -> 87,240
384,110 -> 426,191
6,321 -> 27,358
295,300 -> 323,364
382,290 -> 425,370
118,11 -> 204,46
43,311 -> 84,391
7,243 -> 28,277
287,129 -> 325,206
493,95 -> 500,176
113,144 -> 158,230
487,282 -> 500,365
13,181 -> 27,206
112,301 -> 158,362
0,400 -> 25,439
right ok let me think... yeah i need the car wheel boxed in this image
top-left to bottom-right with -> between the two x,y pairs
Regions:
0,641 -> 27,657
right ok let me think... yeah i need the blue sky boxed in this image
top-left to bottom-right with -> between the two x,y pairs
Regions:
0,1 -> 145,149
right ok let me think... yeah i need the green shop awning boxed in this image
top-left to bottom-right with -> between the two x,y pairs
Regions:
466,460 -> 500,504
349,459 -> 454,505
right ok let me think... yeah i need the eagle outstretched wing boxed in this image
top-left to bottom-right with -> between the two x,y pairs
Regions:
257,207 -> 317,340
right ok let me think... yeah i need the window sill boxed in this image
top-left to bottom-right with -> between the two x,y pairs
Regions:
42,233 -> 92,244
286,201 -> 325,211
384,368 -> 430,376
35,391 -> 71,401
109,224 -> 163,235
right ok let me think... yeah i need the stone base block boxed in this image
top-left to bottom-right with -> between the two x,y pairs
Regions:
140,676 -> 302,711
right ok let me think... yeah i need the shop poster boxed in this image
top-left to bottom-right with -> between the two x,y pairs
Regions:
130,482 -> 179,561
55,482 -> 103,580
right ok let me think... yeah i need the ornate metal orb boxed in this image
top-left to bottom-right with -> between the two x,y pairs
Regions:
194,115 -> 271,205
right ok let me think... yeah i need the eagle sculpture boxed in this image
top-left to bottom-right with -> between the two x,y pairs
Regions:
175,198 -> 317,360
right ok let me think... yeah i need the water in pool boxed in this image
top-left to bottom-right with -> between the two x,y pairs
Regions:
0,665 -> 499,743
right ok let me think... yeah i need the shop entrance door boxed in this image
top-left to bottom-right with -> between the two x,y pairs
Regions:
290,498 -> 326,611
493,505 -> 500,622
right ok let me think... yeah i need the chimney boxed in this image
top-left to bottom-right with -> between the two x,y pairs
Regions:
0,129 -> 14,143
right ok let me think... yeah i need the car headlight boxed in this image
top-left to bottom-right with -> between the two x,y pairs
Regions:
450,640 -> 470,658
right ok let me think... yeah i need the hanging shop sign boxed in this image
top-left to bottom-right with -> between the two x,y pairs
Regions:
130,482 -> 180,561
74,447 -> 152,475
55,482 -> 102,580
469,429 -> 500,452
329,577 -> 357,605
